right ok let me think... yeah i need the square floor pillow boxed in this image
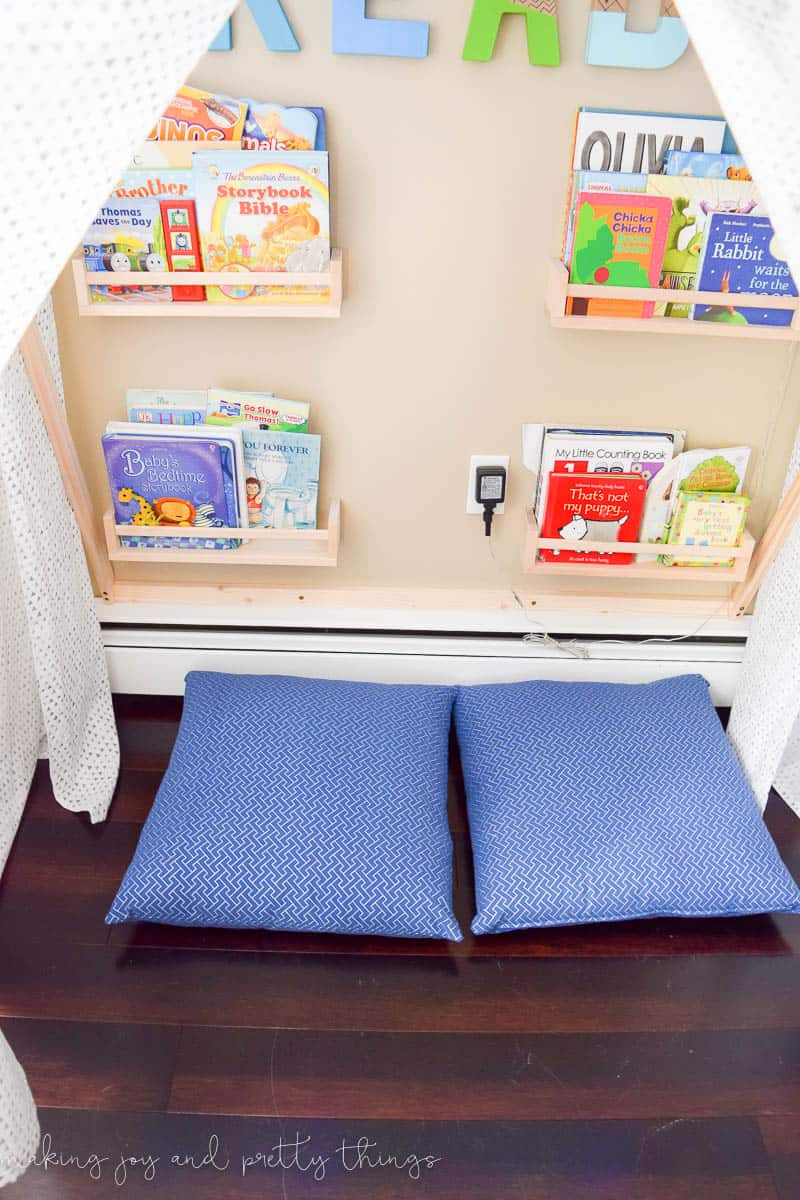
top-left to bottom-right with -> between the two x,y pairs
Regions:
454,675 -> 800,935
107,672 -> 461,941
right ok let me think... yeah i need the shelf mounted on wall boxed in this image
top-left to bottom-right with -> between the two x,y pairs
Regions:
546,259 -> 800,341
72,249 -> 344,319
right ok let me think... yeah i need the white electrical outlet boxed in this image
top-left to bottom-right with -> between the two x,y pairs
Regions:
466,454 -> 510,515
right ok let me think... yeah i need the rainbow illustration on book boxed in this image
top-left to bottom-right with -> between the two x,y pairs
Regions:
193,150 -> 330,304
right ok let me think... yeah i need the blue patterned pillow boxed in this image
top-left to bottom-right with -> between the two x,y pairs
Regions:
455,675 -> 800,935
107,672 -> 461,940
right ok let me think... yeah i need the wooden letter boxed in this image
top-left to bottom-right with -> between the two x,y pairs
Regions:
585,1 -> 689,70
463,0 -> 560,66
332,0 -> 430,58
210,0 -> 300,53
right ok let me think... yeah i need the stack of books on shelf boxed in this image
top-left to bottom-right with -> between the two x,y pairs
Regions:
561,108 -> 797,327
82,86 -> 330,308
523,424 -> 751,568
104,388 -> 321,550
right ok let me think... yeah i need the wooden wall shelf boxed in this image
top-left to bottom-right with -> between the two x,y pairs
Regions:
103,499 -> 341,571
72,249 -> 343,319
547,259 -> 800,340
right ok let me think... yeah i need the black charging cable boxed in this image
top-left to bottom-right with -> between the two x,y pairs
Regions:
475,465 -> 507,537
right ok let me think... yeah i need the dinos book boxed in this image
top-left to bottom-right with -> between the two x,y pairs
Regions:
102,424 -> 245,550
193,150 -> 330,305
539,473 -> 647,566
691,214 -> 798,327
567,192 -> 672,318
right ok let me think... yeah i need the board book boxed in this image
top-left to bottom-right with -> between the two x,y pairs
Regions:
571,109 -> 727,175
242,102 -> 318,152
206,388 -> 310,432
82,199 -> 170,304
539,472 -> 647,566
692,214 -> 798,327
103,423 -> 246,550
148,85 -> 247,143
126,389 -> 207,426
563,171 -> 646,267
661,492 -> 750,568
567,192 -> 672,318
664,151 -> 750,180
644,175 -> 765,316
241,429 -> 321,530
193,150 -> 331,305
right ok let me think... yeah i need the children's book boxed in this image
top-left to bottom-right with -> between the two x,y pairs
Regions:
129,142 -> 243,169
524,425 -> 684,527
126,389 -> 207,426
691,214 -> 798,327
563,171 -> 646,266
242,102 -> 318,152
571,109 -> 727,174
567,192 -> 672,318
148,85 -> 247,142
664,151 -> 750,180
193,150 -> 331,304
82,200 -> 171,303
102,423 -> 246,550
644,175 -> 765,316
660,492 -> 750,568
240,429 -> 321,529
539,472 -> 647,566
115,169 -> 203,299
206,388 -> 310,432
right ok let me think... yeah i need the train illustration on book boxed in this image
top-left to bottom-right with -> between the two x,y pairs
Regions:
83,242 -> 166,273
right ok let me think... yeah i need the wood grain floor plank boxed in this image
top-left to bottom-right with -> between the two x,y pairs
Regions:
758,1117 -> 800,1200
2,1018 -> 179,1113
3,938 -> 800,1033
169,1026 -> 800,1121
0,1110 -> 777,1199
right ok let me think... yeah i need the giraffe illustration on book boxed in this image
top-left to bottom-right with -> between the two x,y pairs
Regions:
117,487 -> 158,526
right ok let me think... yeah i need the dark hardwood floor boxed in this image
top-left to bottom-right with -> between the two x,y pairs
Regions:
1,695 -> 799,1198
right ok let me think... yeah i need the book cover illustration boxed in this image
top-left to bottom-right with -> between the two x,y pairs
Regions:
103,430 -> 242,550
540,472 -> 648,566
115,169 -> 203,300
571,109 -> 726,174
661,492 -> 750,568
148,85 -> 247,142
206,388 -> 310,432
692,214 -> 798,327
193,150 -> 330,305
645,175 -> 765,316
563,171 -> 646,267
567,193 -> 673,318
664,151 -> 751,180
82,199 -> 170,304
126,389 -> 207,426
241,429 -> 321,529
242,102 -> 318,151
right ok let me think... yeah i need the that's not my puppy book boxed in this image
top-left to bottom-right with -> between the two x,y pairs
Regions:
193,150 -> 330,305
102,423 -> 246,550
567,193 -> 673,318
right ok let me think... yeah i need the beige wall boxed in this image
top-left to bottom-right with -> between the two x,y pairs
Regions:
52,1 -> 800,596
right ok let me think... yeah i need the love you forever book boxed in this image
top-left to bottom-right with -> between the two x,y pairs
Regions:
567,193 -> 672,319
539,473 -> 648,566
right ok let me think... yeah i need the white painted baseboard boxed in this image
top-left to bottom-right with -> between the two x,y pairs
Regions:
102,627 -> 747,704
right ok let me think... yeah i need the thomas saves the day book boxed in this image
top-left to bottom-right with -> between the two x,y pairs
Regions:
567,193 -> 672,318
539,473 -> 648,566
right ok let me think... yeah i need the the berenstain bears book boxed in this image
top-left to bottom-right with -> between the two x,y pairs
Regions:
567,193 -> 672,319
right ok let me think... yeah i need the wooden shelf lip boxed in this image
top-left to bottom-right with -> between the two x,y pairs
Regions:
103,498 -> 341,568
523,508 -> 755,583
547,259 -> 800,339
73,249 -> 343,318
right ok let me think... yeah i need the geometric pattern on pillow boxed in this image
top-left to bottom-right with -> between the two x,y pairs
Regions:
455,675 -> 800,935
107,672 -> 462,941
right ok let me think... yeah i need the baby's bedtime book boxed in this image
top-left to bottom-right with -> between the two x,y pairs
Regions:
692,214 -> 798,327
567,193 -> 672,318
102,424 -> 245,550
193,150 -> 330,304
241,429 -> 321,530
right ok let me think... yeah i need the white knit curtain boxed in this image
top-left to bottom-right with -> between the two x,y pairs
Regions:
0,0 -> 235,1186
680,0 -> 800,815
